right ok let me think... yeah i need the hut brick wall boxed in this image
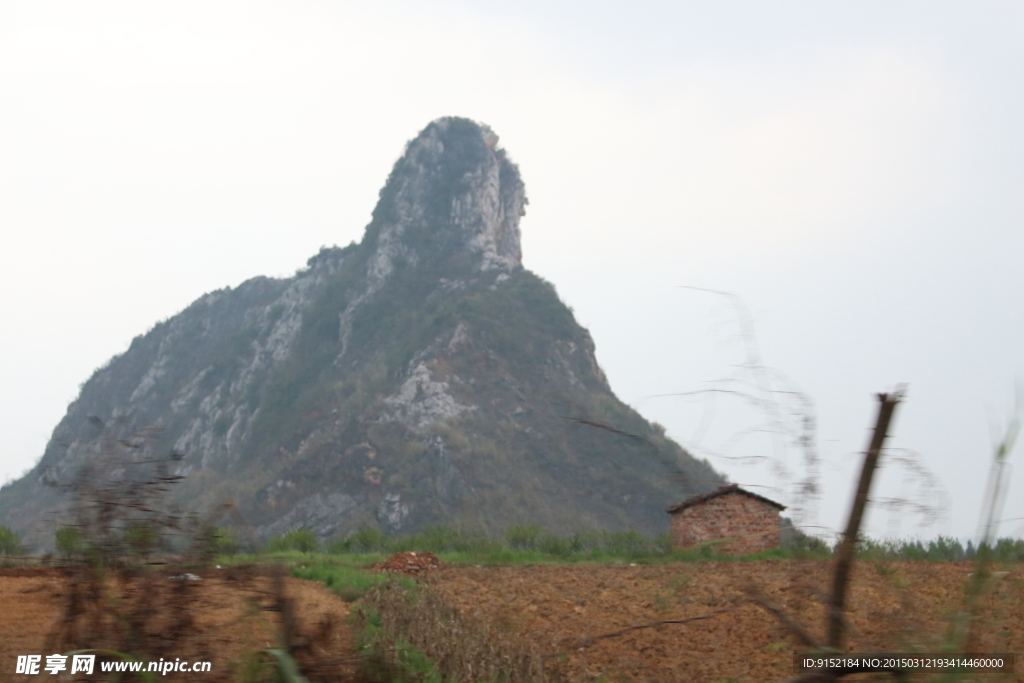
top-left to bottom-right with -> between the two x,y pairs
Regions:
670,492 -> 781,555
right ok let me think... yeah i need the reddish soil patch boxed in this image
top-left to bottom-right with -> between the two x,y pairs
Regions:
0,567 -> 66,578
0,567 -> 361,682
425,561 -> 1024,683
374,551 -> 444,576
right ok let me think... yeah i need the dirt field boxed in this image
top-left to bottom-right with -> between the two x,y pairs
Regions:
424,560 -> 1024,683
0,566 -> 360,683
3,561 -> 1022,683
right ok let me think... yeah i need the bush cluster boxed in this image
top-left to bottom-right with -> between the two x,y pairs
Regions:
0,525 -> 25,556
855,536 -> 1024,562
265,528 -> 319,554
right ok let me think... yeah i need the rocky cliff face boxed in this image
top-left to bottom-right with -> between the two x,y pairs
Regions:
0,117 -> 723,548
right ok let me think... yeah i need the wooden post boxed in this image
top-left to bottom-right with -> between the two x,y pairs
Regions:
827,387 -> 904,649
271,564 -> 297,652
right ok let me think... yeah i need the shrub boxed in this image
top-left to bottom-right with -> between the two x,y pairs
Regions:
928,536 -> 967,561
654,532 -> 674,555
331,526 -> 389,554
992,538 -> 1024,562
602,530 -> 649,557
569,529 -> 602,552
535,532 -> 570,556
289,529 -> 319,553
0,526 -> 24,555
505,524 -> 542,550
782,527 -> 832,554
849,536 -> 1024,562
196,526 -> 238,558
124,520 -> 160,559
55,525 -> 83,560
267,528 -> 319,554
418,525 -> 461,552
416,526 -> 496,553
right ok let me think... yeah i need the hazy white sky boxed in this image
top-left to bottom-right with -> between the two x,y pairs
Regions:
2,0 -> 1022,541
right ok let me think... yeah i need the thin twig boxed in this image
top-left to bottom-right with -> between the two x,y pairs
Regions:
571,607 -> 737,650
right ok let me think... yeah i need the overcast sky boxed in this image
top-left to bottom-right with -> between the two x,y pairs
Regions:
2,0 -> 1022,541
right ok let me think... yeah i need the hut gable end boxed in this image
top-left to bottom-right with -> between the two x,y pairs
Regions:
667,485 -> 785,555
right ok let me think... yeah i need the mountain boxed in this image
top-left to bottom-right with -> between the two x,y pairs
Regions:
0,117 -> 724,549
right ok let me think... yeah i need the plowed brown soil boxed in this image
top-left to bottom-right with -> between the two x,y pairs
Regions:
373,551 -> 444,575
0,567 -> 360,683
4,562 -> 1021,683
424,561 -> 1024,683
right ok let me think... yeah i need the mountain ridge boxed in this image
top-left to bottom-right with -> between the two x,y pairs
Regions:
0,117 -> 724,549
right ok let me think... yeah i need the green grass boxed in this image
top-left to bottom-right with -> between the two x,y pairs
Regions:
248,524 -> 832,570
240,526 -> 1024,575
292,561 -> 411,602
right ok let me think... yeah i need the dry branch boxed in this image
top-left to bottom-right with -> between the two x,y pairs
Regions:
573,607 -> 738,649
828,388 -> 904,649
745,388 -> 906,683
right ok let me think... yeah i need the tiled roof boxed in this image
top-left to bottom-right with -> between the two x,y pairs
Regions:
666,483 -> 786,513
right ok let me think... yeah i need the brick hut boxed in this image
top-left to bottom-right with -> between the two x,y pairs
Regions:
666,484 -> 786,555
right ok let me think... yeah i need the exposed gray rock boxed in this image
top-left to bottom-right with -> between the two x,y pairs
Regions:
377,493 -> 410,532
383,362 -> 476,432
429,436 -> 466,503
257,492 -> 359,538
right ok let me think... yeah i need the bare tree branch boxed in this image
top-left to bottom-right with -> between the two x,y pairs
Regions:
572,607 -> 737,650
828,387 -> 905,648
